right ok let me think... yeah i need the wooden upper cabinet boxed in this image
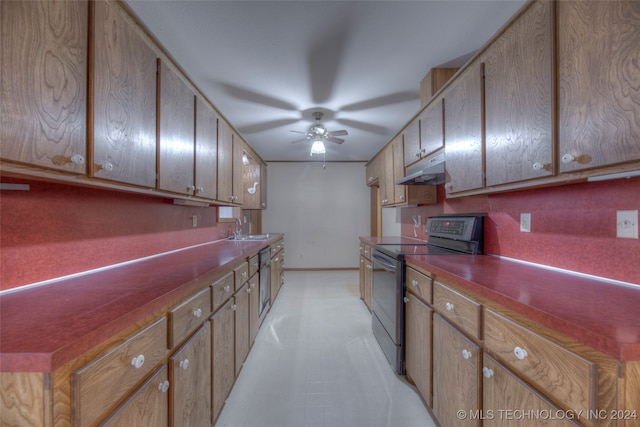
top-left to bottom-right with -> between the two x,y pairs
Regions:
232,134 -> 245,206
380,144 -> 394,206
393,136 -> 406,204
1,0 -> 87,173
419,97 -> 444,161
484,0 -> 554,187
403,118 -> 421,167
195,97 -> 218,200
365,153 -> 381,186
92,0 -> 157,187
217,119 -> 234,204
444,63 -> 484,195
157,60 -> 195,195
558,0 -> 640,173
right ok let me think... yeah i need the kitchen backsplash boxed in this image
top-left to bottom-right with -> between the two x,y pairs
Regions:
0,178 -> 233,291
401,177 -> 640,285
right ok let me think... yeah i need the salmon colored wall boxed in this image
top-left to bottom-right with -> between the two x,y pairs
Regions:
401,177 -> 640,285
0,178 -> 234,291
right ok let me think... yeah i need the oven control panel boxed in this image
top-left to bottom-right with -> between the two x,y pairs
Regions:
426,215 -> 483,242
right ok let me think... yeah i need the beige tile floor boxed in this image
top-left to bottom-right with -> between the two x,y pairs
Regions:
215,270 -> 436,427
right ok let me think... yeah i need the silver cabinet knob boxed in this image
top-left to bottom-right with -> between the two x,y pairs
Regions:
179,359 -> 189,370
193,308 -> 202,318
403,297 -> 409,303
158,380 -> 170,393
514,346 -> 528,360
70,154 -> 85,165
483,367 -> 494,378
131,354 -> 145,369
223,285 -> 231,293
445,302 -> 454,311
462,349 -> 472,360
561,153 -> 575,164
411,280 -> 418,287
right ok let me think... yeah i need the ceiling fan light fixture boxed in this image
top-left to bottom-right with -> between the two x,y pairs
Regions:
310,139 -> 326,155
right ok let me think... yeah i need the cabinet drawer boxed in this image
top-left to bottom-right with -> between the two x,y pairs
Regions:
212,272 -> 234,312
433,281 -> 482,340
249,254 -> 259,278
234,262 -> 249,291
168,287 -> 212,348
484,309 -> 596,414
406,266 -> 432,304
72,317 -> 168,427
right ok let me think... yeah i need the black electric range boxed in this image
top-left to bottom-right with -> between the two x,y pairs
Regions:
371,214 -> 485,374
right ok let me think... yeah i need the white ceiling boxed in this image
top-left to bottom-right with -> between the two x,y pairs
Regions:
124,0 -> 526,162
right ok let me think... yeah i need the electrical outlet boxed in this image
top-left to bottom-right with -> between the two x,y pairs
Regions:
617,210 -> 638,239
520,213 -> 531,233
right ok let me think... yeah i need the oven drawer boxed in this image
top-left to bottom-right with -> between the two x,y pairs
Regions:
406,266 -> 432,304
433,281 -> 481,340
484,309 -> 596,414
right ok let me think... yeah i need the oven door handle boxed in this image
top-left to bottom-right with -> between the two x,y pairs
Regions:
372,254 -> 397,272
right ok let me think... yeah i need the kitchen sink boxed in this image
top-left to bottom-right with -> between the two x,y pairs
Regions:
228,234 -> 271,241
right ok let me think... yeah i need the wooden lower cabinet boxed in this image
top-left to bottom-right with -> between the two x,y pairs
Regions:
169,322 -> 211,427
432,313 -> 481,427
404,292 -> 432,407
234,283 -> 250,377
99,365 -> 169,427
211,299 -> 236,423
248,274 -> 260,345
483,355 -> 581,427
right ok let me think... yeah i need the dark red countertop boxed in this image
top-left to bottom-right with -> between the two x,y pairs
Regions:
0,236 -> 282,373
360,236 -> 640,360
403,253 -> 640,361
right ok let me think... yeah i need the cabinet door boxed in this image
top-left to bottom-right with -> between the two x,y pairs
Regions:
99,365 -> 169,427
483,355 -> 581,427
359,255 -> 366,302
158,60 -> 195,195
444,63 -> 484,195
433,314 -> 480,427
217,120 -> 234,204
484,0 -> 553,186
232,135 -> 244,205
419,98 -> 444,160
403,118 -> 421,167
405,292 -> 433,407
211,299 -> 235,423
234,283 -> 250,377
380,144 -> 394,206
260,163 -> 268,209
558,1 -> 640,173
248,275 -> 260,345
393,136 -> 407,205
195,97 -> 218,200
92,0 -> 156,186
364,259 -> 372,310
170,322 -> 211,427
1,0 -> 87,173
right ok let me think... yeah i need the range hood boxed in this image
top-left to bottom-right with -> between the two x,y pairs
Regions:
396,151 -> 446,185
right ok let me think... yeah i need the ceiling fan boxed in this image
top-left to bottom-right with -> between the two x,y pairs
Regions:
290,112 -> 348,155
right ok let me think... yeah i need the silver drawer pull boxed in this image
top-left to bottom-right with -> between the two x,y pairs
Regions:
411,280 -> 418,287
193,308 -> 202,318
179,359 -> 190,370
158,380 -> 170,393
131,354 -> 145,369
482,367 -> 494,378
403,297 -> 409,303
514,346 -> 528,360
223,285 -> 231,293
462,349 -> 472,360
231,304 -> 237,311
445,302 -> 454,311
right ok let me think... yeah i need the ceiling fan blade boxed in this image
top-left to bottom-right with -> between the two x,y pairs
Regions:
289,130 -> 308,135
328,129 -> 348,136
326,136 -> 345,144
290,137 -> 309,144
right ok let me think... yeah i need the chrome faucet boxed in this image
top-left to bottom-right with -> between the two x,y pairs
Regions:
235,217 -> 243,238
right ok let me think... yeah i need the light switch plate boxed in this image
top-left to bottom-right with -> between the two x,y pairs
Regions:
520,213 -> 531,233
617,210 -> 638,239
